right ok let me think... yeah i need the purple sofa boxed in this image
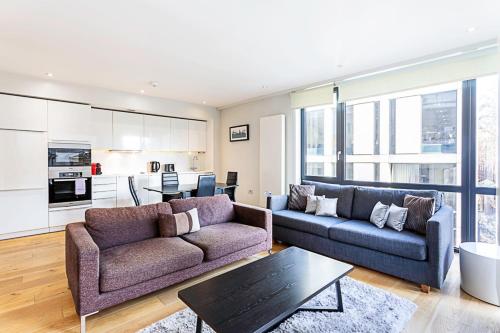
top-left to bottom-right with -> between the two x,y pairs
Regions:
65,195 -> 272,332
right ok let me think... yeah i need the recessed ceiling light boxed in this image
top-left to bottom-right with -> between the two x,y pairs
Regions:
45,72 -> 53,77
140,89 -> 145,94
337,64 -> 344,68
150,81 -> 159,88
202,101 -> 206,105
467,27 -> 476,33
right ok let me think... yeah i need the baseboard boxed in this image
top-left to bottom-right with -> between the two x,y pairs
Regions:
0,228 -> 51,240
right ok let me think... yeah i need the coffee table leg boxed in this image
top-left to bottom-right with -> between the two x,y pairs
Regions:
296,280 -> 344,313
196,316 -> 202,333
335,280 -> 343,312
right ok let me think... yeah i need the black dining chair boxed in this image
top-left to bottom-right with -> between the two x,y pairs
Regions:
128,176 -> 141,206
192,174 -> 216,197
161,172 -> 183,201
224,171 -> 238,201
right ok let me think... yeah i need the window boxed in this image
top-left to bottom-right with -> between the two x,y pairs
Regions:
303,104 -> 336,177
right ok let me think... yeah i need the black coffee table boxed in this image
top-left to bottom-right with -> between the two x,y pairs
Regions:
178,246 -> 353,333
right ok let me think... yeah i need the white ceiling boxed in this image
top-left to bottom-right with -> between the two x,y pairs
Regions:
0,1 -> 499,108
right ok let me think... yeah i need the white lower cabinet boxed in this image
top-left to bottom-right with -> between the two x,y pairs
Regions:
49,206 -> 90,230
92,176 -> 117,208
116,176 -> 136,207
0,189 -> 48,236
148,174 -> 162,204
92,198 -> 117,208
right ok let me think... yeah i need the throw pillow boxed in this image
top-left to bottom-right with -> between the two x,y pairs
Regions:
305,194 -> 325,214
369,201 -> 390,228
158,208 -> 200,237
288,184 -> 315,211
403,195 -> 435,234
315,198 -> 338,217
385,204 -> 408,232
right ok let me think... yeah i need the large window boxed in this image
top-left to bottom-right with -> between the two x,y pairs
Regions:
302,75 -> 499,247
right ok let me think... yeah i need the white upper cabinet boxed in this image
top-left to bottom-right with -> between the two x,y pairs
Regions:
91,109 -> 113,149
170,118 -> 189,151
112,112 -> 144,150
0,94 -> 47,132
188,120 -> 207,152
48,101 -> 91,142
144,115 -> 171,151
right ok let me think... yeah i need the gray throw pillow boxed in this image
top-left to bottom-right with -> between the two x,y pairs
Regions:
386,204 -> 408,231
403,195 -> 435,234
315,198 -> 338,217
288,184 -> 315,211
369,201 -> 390,228
305,194 -> 325,214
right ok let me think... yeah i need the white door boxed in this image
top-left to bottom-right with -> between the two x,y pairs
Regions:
112,112 -> 144,151
170,118 -> 189,151
259,115 -> 285,207
48,101 -> 92,142
0,94 -> 47,132
91,108 -> 113,149
144,115 -> 171,151
188,120 -> 207,152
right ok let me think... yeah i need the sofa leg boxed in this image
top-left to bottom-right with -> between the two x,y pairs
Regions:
268,249 -> 272,255
80,311 -> 98,333
420,284 -> 430,293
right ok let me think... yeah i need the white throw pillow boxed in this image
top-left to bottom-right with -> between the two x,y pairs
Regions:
385,204 -> 408,231
369,201 -> 390,228
305,195 -> 325,214
188,208 -> 201,232
315,198 -> 338,217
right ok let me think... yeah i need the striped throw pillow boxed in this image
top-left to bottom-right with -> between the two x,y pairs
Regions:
403,195 -> 435,235
158,208 -> 201,237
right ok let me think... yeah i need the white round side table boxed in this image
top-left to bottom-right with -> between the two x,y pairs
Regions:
460,242 -> 500,306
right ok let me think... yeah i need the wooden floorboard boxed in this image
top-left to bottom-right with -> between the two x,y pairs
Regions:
0,231 -> 499,332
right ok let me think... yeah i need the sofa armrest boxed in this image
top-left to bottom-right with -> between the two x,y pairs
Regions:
266,195 -> 288,211
65,222 -> 100,316
233,203 -> 272,250
426,205 -> 454,288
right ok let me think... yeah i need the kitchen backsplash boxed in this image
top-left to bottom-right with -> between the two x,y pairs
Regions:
92,150 -> 206,175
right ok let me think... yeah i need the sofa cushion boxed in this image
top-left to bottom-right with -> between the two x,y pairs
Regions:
273,210 -> 346,238
351,186 -> 443,221
99,237 -> 204,292
85,203 -> 172,250
170,194 -> 235,227
328,220 -> 427,261
181,223 -> 267,261
302,181 -> 355,218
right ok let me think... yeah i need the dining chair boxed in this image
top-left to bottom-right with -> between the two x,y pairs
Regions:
224,171 -> 238,201
161,172 -> 183,201
193,174 -> 216,197
128,176 -> 141,206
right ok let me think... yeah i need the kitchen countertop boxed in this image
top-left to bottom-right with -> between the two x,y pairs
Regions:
92,170 -> 214,177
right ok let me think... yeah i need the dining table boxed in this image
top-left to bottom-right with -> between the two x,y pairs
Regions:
143,183 -> 237,202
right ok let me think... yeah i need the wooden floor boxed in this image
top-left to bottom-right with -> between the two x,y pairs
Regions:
1,232 -> 499,333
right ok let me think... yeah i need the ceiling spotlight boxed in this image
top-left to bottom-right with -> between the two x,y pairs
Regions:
467,27 -> 476,33
150,81 -> 159,88
337,64 -> 344,68
202,101 -> 207,105
45,72 -> 53,77
140,89 -> 145,94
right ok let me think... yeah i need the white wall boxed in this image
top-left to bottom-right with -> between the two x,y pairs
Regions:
219,94 -> 300,206
0,71 -> 220,172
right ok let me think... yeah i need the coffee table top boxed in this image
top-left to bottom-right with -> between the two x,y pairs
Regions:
178,246 -> 353,333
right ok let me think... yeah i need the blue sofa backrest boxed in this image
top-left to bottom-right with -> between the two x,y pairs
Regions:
302,180 -> 355,218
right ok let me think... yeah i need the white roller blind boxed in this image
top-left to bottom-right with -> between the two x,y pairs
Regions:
290,83 -> 334,109
338,50 -> 499,102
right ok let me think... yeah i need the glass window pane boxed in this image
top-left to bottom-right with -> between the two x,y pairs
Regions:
304,104 -> 336,177
476,194 -> 498,244
443,192 -> 461,247
476,75 -> 498,188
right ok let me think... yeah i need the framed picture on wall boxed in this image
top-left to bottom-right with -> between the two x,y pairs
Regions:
229,124 -> 249,142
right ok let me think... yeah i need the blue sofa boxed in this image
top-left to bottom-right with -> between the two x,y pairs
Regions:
267,180 -> 454,289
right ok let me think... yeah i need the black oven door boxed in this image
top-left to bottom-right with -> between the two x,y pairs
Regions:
48,177 -> 92,208
48,147 -> 91,167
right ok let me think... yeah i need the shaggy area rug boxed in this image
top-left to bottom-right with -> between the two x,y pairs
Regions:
139,276 -> 417,333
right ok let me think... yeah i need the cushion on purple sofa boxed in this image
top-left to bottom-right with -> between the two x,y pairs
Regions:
181,222 -> 267,261
169,194 -> 235,227
99,237 -> 204,292
85,203 -> 172,250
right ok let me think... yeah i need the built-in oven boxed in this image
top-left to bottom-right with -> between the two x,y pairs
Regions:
48,142 -> 91,168
48,167 -> 92,208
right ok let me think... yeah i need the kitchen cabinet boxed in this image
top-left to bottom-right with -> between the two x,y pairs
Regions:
144,115 -> 171,151
0,189 -> 48,235
49,206 -> 90,230
170,118 -> 189,151
48,101 -> 92,142
92,176 -> 116,208
0,94 -> 47,132
112,112 -> 143,151
148,174 -> 162,204
188,120 -> 207,152
116,175 -> 148,207
91,108 -> 113,149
